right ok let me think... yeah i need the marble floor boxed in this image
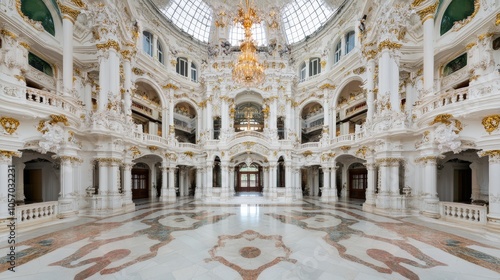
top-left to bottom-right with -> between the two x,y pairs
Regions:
1,198 -> 500,280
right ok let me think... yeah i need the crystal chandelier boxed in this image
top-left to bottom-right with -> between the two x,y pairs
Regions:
232,0 -> 265,86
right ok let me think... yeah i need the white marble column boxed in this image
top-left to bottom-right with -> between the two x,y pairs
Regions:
320,166 -> 330,202
205,163 -> 213,198
375,159 -> 390,209
108,160 -> 122,210
150,165 -> 157,198
122,56 -> 133,117
421,156 -> 440,218
160,166 -> 168,202
168,98 -> 175,137
162,108 -> 168,138
363,163 -> 376,211
62,14 -> 75,96
295,168 -> 303,199
268,164 -> 277,199
206,99 -> 213,138
285,162 -> 293,201
122,163 -> 134,207
389,160 -> 401,209
97,52 -> 109,111
179,167 -> 185,197
15,162 -> 25,204
0,152 -> 17,219
167,167 -> 177,202
263,167 -> 269,196
422,9 -> 435,95
229,166 -> 235,196
98,160 -> 108,209
312,168 -> 319,197
220,163 -> 229,199
486,151 -> 500,225
84,81 -> 93,112
195,167 -> 202,199
58,156 -> 77,217
330,166 -> 337,202
366,59 -> 376,120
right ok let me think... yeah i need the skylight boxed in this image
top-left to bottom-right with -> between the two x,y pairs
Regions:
159,0 -> 213,42
229,23 -> 267,47
282,0 -> 334,44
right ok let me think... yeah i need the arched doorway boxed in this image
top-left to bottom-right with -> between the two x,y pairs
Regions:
131,163 -> 149,199
236,163 -> 262,193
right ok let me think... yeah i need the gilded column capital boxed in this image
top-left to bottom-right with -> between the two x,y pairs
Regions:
0,150 -> 21,162
59,3 -> 81,23
415,2 -> 439,23
378,40 -> 402,52
478,150 -> 500,163
96,40 -> 120,52
59,155 -> 83,164
415,156 -> 439,164
376,157 -> 401,167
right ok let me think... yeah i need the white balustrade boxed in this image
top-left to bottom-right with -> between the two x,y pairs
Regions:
300,142 -> 319,149
15,201 -> 58,225
25,87 -> 82,115
332,133 -> 355,143
439,202 -> 487,225
415,87 -> 468,117
179,143 -> 199,149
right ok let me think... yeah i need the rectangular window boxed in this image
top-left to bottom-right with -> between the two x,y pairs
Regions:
345,31 -> 355,54
176,58 -> 188,77
143,32 -> 153,56
300,66 -> 306,82
334,42 -> 341,63
191,63 -> 197,82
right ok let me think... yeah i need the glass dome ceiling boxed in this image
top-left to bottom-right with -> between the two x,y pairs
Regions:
151,0 -> 343,45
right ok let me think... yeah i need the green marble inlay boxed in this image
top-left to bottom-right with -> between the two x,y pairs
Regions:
21,0 -> 55,36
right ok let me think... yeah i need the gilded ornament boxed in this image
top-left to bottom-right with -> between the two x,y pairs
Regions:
70,0 -> 86,8
319,83 -> 336,90
96,158 -> 122,164
120,50 -> 134,60
96,40 -> 120,51
415,156 -> 438,163
302,150 -> 313,157
410,0 -> 426,8
465,42 -> 476,50
184,151 -> 194,158
320,60 -> 326,69
320,152 -> 335,161
340,146 -> 351,152
355,146 -> 369,158
132,67 -> 145,75
130,146 -> 141,157
376,158 -> 401,165
0,29 -> 17,39
415,2 -> 439,22
478,150 -> 500,158
496,13 -> 500,26
429,114 -> 462,134
165,152 -> 178,161
169,125 -> 175,133
59,156 -> 83,163
353,67 -> 366,75
482,115 -> 500,134
163,83 -> 179,90
148,146 -> 159,152
16,0 -> 44,31
378,40 -> 402,52
0,150 -> 21,158
0,117 -> 20,134
59,4 -> 81,22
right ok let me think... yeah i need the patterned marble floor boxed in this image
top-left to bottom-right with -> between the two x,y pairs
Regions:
1,198 -> 500,280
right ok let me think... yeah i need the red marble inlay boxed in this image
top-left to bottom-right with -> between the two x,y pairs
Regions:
239,247 -> 261,258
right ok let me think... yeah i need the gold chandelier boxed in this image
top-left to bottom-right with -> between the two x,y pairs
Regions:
232,0 -> 265,86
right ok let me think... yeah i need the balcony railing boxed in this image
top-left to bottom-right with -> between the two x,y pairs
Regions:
15,201 -> 58,226
416,87 -> 468,116
440,202 -> 487,225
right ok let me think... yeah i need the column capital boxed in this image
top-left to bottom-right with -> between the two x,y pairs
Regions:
376,157 -> 402,167
60,3 -> 81,23
414,2 -> 439,23
0,150 -> 21,163
479,150 -> 500,163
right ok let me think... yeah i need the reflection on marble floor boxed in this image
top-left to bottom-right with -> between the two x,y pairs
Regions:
1,198 -> 500,279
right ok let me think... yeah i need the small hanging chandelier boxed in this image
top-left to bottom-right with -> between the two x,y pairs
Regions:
232,0 -> 265,86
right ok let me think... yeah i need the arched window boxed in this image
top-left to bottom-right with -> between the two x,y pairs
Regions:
345,31 -> 355,54
28,52 -> 53,76
443,53 -> 467,76
143,31 -> 153,56
299,62 -> 306,82
334,41 -> 342,63
20,0 -> 55,36
309,57 -> 321,77
157,41 -> 164,64
190,62 -> 197,82
440,0 -> 475,35
176,57 -> 188,77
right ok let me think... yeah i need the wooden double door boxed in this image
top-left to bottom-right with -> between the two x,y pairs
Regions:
349,169 -> 367,199
236,166 -> 262,193
132,169 -> 149,199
